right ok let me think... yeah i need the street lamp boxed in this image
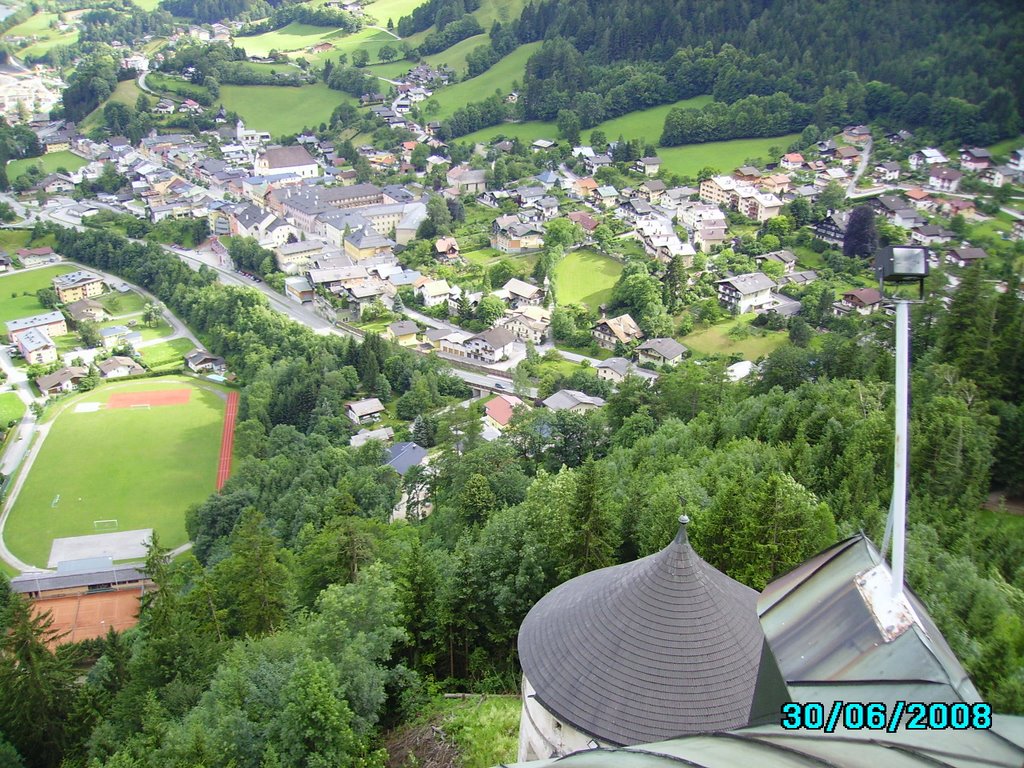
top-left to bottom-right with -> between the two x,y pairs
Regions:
875,245 -> 930,599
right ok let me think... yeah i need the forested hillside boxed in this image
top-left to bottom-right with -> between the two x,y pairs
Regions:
443,0 -> 1023,144
0,223 -> 1021,767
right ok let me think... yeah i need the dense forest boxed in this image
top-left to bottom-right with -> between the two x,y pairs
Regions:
78,1 -> 175,45
442,0 -> 1023,144
159,0 -> 275,24
0,222 -> 1021,767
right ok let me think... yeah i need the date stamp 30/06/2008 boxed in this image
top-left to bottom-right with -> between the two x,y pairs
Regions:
781,701 -> 992,732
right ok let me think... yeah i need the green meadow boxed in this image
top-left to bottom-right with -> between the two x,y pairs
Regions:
0,266 -> 76,323
4,377 -> 227,568
429,42 -> 541,120
218,82 -> 353,136
553,249 -> 623,309
6,151 -> 88,181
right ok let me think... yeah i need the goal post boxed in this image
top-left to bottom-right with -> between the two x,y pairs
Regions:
93,519 -> 119,531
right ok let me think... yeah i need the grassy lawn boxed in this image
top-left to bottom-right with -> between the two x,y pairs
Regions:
4,377 -> 227,568
359,0 -> 425,24
131,0 -> 162,8
98,291 -> 148,316
421,33 -> 487,76
458,94 -> 719,151
218,82 -> 352,137
6,150 -> 88,181
236,22 -> 352,56
987,135 -> 1023,161
462,248 -> 504,267
137,319 -> 173,341
83,79 -> 143,130
553,249 -> 623,309
0,265 -> 76,324
364,60 -> 412,80
658,134 -> 802,178
54,334 -> 81,355
139,337 -> 194,370
430,42 -> 542,121
592,95 -> 713,146
0,230 -> 32,253
308,27 -> 403,66
0,392 -> 26,427
683,314 -> 787,360
6,12 -> 79,58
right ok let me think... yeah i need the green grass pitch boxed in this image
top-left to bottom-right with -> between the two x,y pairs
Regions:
3,377 -> 228,568
553,249 -> 624,310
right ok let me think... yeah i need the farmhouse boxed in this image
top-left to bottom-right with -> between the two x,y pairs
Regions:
53,270 -> 105,303
716,272 -> 777,314
254,146 -> 319,179
6,310 -> 68,342
35,365 -> 88,395
592,313 -> 644,350
346,397 -> 385,424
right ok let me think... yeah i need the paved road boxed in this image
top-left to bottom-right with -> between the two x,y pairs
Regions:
847,138 -> 873,195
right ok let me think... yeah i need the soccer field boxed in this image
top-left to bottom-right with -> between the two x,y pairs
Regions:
3,377 -> 229,568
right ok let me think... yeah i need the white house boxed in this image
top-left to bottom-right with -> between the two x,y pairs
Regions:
715,272 -> 777,314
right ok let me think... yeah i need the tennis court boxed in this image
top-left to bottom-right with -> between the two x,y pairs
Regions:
31,589 -> 143,645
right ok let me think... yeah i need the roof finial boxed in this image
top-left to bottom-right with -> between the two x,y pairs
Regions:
674,497 -> 690,546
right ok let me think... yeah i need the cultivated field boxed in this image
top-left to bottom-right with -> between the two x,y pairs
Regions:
4,377 -> 229,568
0,265 -> 76,323
218,82 -> 353,137
553,249 -> 623,309
6,150 -> 88,181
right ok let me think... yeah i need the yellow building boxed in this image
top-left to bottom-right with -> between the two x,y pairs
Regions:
53,270 -> 105,304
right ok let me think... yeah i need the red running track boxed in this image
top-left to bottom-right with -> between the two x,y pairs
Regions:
216,391 -> 239,490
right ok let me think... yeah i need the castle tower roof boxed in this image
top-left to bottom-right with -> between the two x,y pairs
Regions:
518,516 -> 764,745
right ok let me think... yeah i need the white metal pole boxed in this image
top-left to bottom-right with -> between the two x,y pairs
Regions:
891,299 -> 909,598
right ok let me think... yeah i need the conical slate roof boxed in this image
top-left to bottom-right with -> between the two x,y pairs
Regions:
518,517 -> 764,746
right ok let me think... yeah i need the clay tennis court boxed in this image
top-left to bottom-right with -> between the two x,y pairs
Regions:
107,389 -> 192,409
31,590 -> 143,645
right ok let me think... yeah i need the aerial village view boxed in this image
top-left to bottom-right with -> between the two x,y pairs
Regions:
0,0 -> 1021,765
